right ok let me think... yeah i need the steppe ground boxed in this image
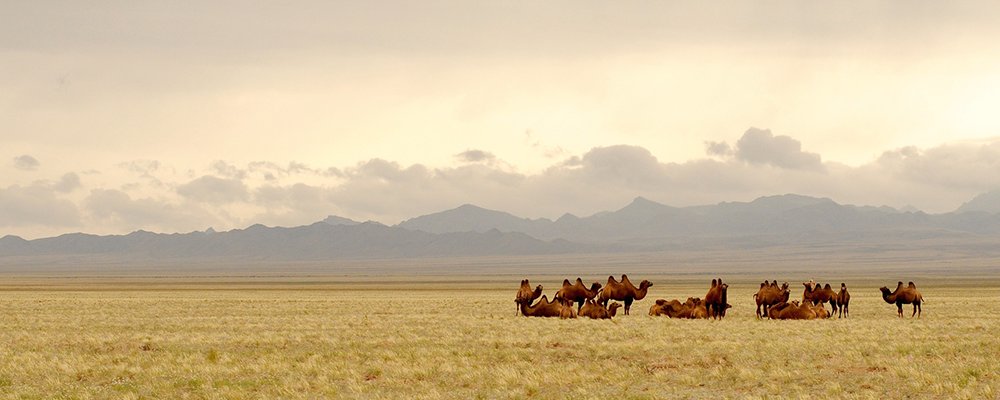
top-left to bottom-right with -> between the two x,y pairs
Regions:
1,251 -> 999,399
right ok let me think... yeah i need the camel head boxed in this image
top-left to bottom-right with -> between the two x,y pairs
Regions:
879,286 -> 891,296
608,302 -> 622,316
639,280 -> 653,290
841,282 -> 847,289
780,289 -> 790,302
532,285 -> 543,298
781,282 -> 789,291
589,282 -> 603,293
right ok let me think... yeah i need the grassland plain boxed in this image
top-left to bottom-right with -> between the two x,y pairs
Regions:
0,277 -> 997,399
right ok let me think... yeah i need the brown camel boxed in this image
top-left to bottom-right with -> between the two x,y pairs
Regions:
649,299 -> 675,317
879,281 -> 924,318
515,279 -> 543,316
580,299 -> 621,319
597,274 -> 652,315
555,278 -> 603,312
768,301 -> 817,320
704,278 -> 729,319
519,295 -> 562,317
837,283 -> 851,318
754,281 -> 790,319
802,282 -> 840,315
557,296 -> 577,319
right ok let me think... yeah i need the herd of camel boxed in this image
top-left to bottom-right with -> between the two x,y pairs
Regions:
515,275 -> 926,320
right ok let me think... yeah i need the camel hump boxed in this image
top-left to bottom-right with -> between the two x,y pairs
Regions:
824,283 -> 832,290
908,282 -> 916,288
711,279 -> 717,287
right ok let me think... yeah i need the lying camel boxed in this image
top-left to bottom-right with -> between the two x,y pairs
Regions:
649,299 -> 677,317
879,281 -> 924,318
837,283 -> 851,318
754,281 -> 790,319
768,301 -> 818,320
555,278 -> 603,312
598,274 -> 652,315
519,295 -> 563,317
580,299 -> 622,319
557,296 -> 577,319
704,278 -> 730,319
803,282 -> 840,316
515,279 -> 543,316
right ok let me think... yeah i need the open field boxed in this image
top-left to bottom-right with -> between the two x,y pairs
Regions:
0,273 -> 998,399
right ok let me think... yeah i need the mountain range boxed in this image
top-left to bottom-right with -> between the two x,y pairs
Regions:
3,193 -> 1000,263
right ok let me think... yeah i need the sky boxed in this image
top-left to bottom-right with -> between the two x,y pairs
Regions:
3,1 -> 1000,239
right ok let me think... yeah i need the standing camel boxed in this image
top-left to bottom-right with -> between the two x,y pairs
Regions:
704,278 -> 730,319
754,281 -> 790,319
555,278 -> 603,312
837,283 -> 851,318
879,281 -> 924,318
597,274 -> 652,315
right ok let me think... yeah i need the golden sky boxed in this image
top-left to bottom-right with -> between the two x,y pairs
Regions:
3,2 -> 1000,238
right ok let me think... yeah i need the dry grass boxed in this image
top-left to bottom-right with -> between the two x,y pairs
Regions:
0,278 -> 997,399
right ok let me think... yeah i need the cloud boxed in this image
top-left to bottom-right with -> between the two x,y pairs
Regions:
0,184 -> 80,227
13,155 -> 40,171
455,149 -> 496,163
83,189 -> 222,231
9,128 -> 1000,238
705,141 -> 732,157
733,128 -> 824,171
53,172 -> 81,193
176,175 -> 248,204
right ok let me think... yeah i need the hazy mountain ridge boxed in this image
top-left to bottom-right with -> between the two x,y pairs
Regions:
3,193 -> 1000,263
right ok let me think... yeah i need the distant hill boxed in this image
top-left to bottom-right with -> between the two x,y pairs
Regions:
3,192 -> 1000,265
399,204 -> 551,234
956,190 -> 1000,214
0,222 -> 588,262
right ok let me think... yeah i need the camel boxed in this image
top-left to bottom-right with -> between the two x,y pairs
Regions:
557,296 -> 577,319
879,281 -> 924,318
580,298 -> 621,319
555,278 -> 603,312
803,282 -> 840,315
597,274 -> 652,315
768,301 -> 818,320
754,281 -> 790,319
649,299 -> 675,317
519,295 -> 562,317
515,279 -> 543,316
837,283 -> 851,318
704,278 -> 730,319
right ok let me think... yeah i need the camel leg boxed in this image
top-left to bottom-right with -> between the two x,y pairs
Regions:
624,298 -> 633,315
577,300 -> 584,313
896,302 -> 903,318
911,302 -> 918,318
755,304 -> 761,319
917,302 -> 921,318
